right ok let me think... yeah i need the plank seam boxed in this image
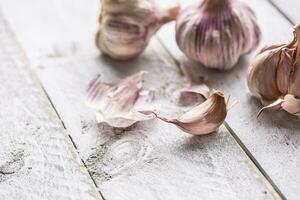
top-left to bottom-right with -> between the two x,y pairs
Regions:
268,0 -> 295,25
154,34 -> 285,200
0,12 -> 104,200
224,122 -> 286,200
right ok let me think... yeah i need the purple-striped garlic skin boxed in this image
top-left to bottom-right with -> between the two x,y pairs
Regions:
96,0 -> 180,60
176,0 -> 261,70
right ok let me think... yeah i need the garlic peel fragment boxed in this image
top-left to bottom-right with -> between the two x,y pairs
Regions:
87,71 -> 156,128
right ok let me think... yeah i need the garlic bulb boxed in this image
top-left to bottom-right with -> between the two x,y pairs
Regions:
96,0 -> 180,60
176,0 -> 261,70
248,25 -> 300,117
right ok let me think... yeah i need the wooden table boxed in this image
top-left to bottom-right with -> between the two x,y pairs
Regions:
0,0 -> 299,199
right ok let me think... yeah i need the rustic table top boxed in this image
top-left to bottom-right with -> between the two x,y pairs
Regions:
0,0 -> 299,199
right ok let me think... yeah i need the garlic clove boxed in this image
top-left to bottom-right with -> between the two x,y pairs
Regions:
289,25 -> 300,98
276,49 -> 293,94
289,60 -> 300,98
157,91 -> 227,135
96,0 -> 180,60
257,95 -> 300,118
87,71 -> 156,128
247,49 -> 283,101
282,95 -> 300,117
257,98 -> 284,118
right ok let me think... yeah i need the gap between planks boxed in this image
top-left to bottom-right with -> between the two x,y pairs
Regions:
267,0 -> 294,25
154,35 -> 284,200
0,13 -> 105,200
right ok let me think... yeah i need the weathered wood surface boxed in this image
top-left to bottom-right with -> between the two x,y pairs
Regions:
0,0 -> 281,199
0,15 -> 101,200
157,0 -> 300,199
270,0 -> 300,24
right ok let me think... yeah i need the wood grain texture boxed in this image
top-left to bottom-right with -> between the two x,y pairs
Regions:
270,0 -> 300,24
0,16 -> 101,200
157,0 -> 300,199
0,0 -> 278,199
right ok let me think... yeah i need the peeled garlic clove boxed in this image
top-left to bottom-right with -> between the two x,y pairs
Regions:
248,24 -> 300,117
157,91 -> 227,135
96,0 -> 180,60
87,71 -> 156,128
176,0 -> 260,70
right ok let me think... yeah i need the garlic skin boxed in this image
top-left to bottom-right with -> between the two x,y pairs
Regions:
156,91 -> 227,135
96,0 -> 180,60
87,72 -> 156,128
176,0 -> 260,70
248,25 -> 300,117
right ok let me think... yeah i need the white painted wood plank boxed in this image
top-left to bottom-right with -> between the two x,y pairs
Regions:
0,0 -> 277,199
157,0 -> 300,199
270,0 -> 300,24
0,16 -> 101,200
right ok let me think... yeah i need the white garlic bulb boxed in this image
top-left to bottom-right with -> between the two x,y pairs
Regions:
96,0 -> 180,60
176,0 -> 261,70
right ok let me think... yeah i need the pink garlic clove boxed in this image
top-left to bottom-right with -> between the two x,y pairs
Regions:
157,91 -> 227,135
282,95 -> 300,117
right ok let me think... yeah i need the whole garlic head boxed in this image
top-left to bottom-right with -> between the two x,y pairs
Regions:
176,0 -> 261,70
248,25 -> 300,117
96,0 -> 180,60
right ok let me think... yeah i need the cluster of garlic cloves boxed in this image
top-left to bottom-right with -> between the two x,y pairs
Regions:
87,72 -> 228,135
96,0 -> 180,60
176,0 -> 261,70
248,25 -> 300,118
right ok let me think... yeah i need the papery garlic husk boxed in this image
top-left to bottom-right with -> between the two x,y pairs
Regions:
87,71 -> 156,128
176,0 -> 261,70
156,91 -> 227,135
96,0 -> 180,60
248,25 -> 300,117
